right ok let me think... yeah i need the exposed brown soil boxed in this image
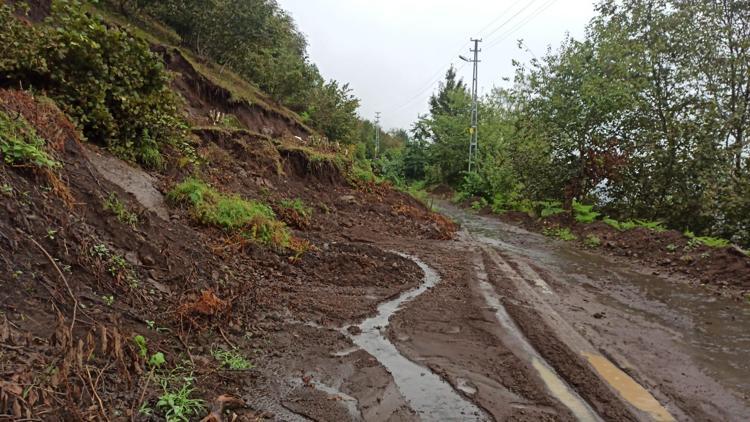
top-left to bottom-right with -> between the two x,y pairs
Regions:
0,87 -> 453,420
157,46 -> 311,140
467,205 -> 750,296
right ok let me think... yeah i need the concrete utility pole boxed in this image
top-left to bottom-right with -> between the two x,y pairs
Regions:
374,112 -> 382,158
460,39 -> 481,173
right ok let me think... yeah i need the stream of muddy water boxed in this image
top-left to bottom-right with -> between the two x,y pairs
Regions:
348,253 -> 489,421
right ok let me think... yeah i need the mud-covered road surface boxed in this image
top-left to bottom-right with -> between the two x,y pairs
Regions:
269,200 -> 750,421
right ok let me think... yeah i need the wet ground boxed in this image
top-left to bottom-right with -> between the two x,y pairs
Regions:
427,201 -> 750,420
249,200 -> 750,421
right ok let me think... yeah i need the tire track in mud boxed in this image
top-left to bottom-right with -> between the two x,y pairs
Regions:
471,253 -> 601,422
481,245 -> 676,421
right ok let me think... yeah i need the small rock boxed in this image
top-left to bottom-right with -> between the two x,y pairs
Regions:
125,251 -> 141,266
347,325 -> 362,335
337,195 -> 358,205
140,253 -> 156,266
593,312 -> 606,319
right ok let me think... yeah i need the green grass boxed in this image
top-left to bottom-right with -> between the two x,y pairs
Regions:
168,177 -> 291,248
583,234 -> 601,248
402,181 -> 433,209
0,109 -> 59,168
156,376 -> 205,422
211,347 -> 254,370
103,192 -> 139,227
543,226 -> 577,241
279,198 -> 312,220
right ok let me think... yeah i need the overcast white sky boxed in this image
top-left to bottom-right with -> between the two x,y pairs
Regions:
277,0 -> 597,130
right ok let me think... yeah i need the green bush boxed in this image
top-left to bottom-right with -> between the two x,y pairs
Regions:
0,1 -> 185,168
537,200 -> 565,218
471,197 -> 488,211
684,230 -> 730,248
0,110 -> 59,168
572,200 -> 600,223
168,177 -> 291,248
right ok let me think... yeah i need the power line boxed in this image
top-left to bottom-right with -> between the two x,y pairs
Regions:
388,0 -> 554,119
476,0 -> 529,35
390,61 -> 468,113
485,0 -> 558,50
481,0 -> 539,40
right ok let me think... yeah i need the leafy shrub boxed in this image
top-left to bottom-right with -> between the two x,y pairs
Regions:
168,177 -> 291,248
471,197 -> 488,211
537,200 -> 565,218
572,200 -> 600,223
684,230 -> 730,248
0,109 -> 59,168
0,1 -> 186,168
634,220 -> 666,232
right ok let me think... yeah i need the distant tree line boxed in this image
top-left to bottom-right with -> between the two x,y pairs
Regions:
387,0 -> 750,246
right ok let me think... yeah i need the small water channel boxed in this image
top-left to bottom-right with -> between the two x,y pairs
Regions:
348,253 -> 489,421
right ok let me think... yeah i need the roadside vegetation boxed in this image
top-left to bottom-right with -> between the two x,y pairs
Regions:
368,1 -> 750,251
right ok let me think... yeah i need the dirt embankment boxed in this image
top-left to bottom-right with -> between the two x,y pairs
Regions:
0,82 -> 452,420
458,202 -> 750,297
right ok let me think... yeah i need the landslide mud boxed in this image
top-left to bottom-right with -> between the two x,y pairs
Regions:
437,200 -> 750,421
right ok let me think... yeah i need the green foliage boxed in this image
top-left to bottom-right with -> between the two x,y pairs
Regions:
168,177 -> 291,248
0,1 -> 185,167
583,234 -> 601,248
684,231 -> 730,248
211,347 -> 253,370
133,335 -> 148,358
277,197 -> 313,227
279,198 -> 312,220
156,376 -> 204,422
538,201 -> 565,218
572,201 -> 600,224
543,226 -> 577,241
103,192 -> 139,227
149,352 -> 166,368
452,191 -> 471,204
471,197 -> 488,211
0,110 -> 59,168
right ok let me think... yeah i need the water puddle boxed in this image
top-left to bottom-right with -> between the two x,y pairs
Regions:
348,253 -> 488,421
474,257 -> 601,422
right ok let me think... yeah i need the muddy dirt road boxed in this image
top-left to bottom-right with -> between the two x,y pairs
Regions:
254,201 -> 750,421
